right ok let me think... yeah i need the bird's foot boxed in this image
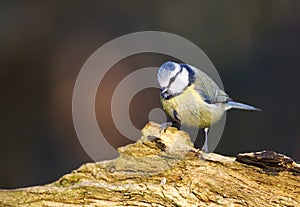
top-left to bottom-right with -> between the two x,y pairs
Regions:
159,122 -> 173,133
201,141 -> 209,153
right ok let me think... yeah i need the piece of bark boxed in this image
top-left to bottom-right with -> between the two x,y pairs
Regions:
0,122 -> 299,207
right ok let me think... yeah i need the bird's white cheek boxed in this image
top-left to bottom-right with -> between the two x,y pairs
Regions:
168,82 -> 186,95
168,73 -> 189,95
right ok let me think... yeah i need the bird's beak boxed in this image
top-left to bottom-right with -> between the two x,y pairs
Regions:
161,88 -> 170,99
161,88 -> 168,93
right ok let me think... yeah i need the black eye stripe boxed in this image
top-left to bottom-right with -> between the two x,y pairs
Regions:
161,64 -> 196,100
167,67 -> 183,88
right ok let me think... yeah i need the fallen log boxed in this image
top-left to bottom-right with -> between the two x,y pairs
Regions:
1,122 -> 299,206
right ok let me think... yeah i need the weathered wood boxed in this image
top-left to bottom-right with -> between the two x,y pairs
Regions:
0,122 -> 299,206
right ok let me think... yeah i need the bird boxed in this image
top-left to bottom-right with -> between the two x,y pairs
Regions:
157,61 -> 260,153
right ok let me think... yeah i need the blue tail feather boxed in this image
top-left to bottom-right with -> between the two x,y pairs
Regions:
225,101 -> 261,111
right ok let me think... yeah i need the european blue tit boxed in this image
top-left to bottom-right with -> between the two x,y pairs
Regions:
157,61 -> 260,153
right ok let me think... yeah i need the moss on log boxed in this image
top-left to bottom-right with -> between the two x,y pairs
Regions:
0,122 -> 299,206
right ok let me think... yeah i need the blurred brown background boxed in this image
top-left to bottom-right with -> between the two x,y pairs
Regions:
1,1 -> 300,188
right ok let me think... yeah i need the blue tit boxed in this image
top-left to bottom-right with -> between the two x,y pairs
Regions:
157,61 -> 260,153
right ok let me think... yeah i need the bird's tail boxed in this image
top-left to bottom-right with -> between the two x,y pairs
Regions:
225,101 -> 261,111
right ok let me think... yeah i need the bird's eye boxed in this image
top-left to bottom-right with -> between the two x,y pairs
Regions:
169,76 -> 176,85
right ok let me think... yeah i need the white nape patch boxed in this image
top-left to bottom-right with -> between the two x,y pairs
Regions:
158,62 -> 181,88
168,67 -> 189,94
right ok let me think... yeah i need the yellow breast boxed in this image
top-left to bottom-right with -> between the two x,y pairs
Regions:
161,85 -> 225,128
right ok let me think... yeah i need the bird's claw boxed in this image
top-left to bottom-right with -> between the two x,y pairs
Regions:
201,144 -> 209,153
159,122 -> 173,133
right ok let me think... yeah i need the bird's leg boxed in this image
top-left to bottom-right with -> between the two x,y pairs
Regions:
159,122 -> 173,133
201,127 -> 209,153
160,121 -> 181,133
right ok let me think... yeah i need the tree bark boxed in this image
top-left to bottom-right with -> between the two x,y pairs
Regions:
1,122 -> 299,207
